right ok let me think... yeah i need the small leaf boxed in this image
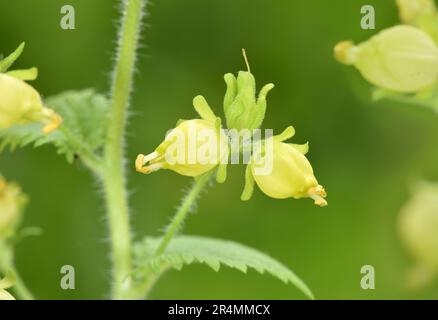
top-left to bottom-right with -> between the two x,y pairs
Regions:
45,89 -> 110,152
133,235 -> 314,299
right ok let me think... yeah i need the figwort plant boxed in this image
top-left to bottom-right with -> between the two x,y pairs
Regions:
0,0 -> 329,299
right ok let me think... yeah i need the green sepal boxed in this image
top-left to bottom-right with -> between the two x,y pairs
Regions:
0,42 -> 25,72
6,67 -> 38,81
223,73 -> 237,114
193,95 -> 217,122
290,142 -> 309,155
216,163 -> 227,184
241,164 -> 255,201
274,126 -> 295,142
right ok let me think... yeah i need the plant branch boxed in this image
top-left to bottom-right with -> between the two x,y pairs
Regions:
103,0 -> 145,299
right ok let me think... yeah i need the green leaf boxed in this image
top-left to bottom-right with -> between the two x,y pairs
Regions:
0,89 -> 109,166
133,235 -> 314,299
45,89 -> 110,153
0,123 -> 61,155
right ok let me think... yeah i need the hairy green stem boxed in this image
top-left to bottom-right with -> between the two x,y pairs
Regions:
103,0 -> 144,299
154,170 -> 215,257
134,170 -> 214,298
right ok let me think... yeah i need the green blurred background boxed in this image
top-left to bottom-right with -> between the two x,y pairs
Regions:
1,0 -> 438,299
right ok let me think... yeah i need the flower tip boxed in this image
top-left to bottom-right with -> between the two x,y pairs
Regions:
135,154 -> 148,174
308,185 -> 328,207
334,41 -> 356,65
42,111 -> 62,134
135,152 -> 163,174
315,198 -> 328,207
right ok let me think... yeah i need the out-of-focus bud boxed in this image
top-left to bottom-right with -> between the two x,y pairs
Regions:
396,0 -> 438,45
0,176 -> 28,239
334,25 -> 438,93
397,0 -> 436,24
398,181 -> 438,288
0,73 -> 62,133
136,119 -> 229,177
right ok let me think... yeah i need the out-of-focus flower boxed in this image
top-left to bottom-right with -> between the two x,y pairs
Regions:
396,0 -> 438,45
334,25 -> 438,93
0,73 -> 62,133
396,0 -> 437,24
0,176 -> 27,239
398,181 -> 438,288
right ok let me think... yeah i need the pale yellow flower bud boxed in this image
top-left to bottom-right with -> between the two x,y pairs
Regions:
0,73 -> 61,133
249,140 -> 327,206
335,25 -> 438,93
136,119 -> 229,177
399,182 -> 438,271
0,176 -> 27,238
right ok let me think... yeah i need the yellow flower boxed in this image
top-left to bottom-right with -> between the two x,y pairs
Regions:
0,73 -> 61,133
334,25 -> 438,93
241,127 -> 327,206
136,96 -> 229,177
0,176 -> 27,238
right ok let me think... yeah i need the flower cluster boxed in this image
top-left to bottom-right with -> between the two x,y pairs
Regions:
136,53 -> 327,206
0,43 -> 61,134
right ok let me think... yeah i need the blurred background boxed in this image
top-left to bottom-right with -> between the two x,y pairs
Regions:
1,0 -> 438,299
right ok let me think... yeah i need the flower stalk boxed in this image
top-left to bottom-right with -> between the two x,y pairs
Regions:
154,170 -> 215,256
103,0 -> 145,299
